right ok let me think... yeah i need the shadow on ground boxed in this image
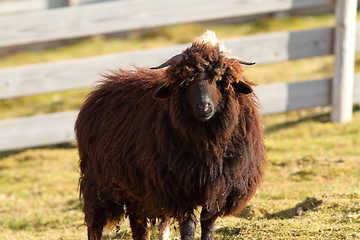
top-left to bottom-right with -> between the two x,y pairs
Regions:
266,105 -> 360,135
265,111 -> 330,134
235,197 -> 323,220
265,197 -> 323,219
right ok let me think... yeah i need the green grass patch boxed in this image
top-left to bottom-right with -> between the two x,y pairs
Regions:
0,89 -> 89,120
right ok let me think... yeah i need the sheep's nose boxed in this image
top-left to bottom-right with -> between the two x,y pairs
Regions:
194,101 -> 214,121
196,102 -> 212,114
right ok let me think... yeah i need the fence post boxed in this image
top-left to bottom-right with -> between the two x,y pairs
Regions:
331,0 -> 358,123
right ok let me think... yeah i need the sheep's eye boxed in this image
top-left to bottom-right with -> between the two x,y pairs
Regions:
216,80 -> 223,87
217,81 -> 231,90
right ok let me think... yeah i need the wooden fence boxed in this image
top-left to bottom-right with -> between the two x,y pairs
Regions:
0,0 -> 115,15
0,0 -> 359,151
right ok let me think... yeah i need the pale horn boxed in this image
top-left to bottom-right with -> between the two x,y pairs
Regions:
150,54 -> 182,69
220,52 -> 256,65
237,59 -> 256,65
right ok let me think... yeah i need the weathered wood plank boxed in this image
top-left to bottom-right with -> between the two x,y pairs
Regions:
0,0 -> 46,15
259,73 -> 360,115
0,44 -> 187,99
0,27 -> 336,99
0,0 -> 333,49
225,27 -> 334,64
0,111 -> 78,151
331,0 -> 358,123
0,0 -> 125,15
2,76 -> 360,151
257,78 -> 331,115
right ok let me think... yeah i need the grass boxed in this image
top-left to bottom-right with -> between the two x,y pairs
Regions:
1,11 -> 360,240
0,108 -> 359,239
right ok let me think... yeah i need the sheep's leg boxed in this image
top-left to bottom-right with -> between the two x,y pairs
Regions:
200,208 -> 217,240
86,208 -> 107,240
180,213 -> 196,240
81,180 -> 107,240
129,213 -> 149,240
158,217 -> 171,240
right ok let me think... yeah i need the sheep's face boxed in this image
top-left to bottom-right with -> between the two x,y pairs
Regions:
153,64 -> 253,122
153,31 -> 254,122
184,72 -> 255,122
183,73 -> 221,122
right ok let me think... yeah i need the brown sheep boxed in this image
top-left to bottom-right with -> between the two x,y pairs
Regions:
75,30 -> 266,240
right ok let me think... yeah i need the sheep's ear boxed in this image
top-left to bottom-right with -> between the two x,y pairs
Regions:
153,85 -> 171,99
232,81 -> 253,94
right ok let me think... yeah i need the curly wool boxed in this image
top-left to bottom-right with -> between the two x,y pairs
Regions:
76,31 -> 266,234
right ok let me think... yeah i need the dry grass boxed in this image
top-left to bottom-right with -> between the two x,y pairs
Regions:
1,108 -> 359,239
1,11 -> 360,240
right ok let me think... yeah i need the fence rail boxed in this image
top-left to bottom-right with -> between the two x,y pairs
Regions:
5,26 -> 359,100
0,0 -> 333,50
0,0 -> 359,151
0,0 -> 117,15
1,75 -> 360,151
